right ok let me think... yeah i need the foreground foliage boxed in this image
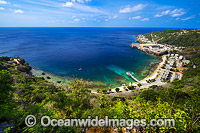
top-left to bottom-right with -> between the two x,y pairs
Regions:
0,55 -> 199,132
0,29 -> 200,132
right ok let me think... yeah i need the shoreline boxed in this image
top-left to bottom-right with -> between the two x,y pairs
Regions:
30,56 -> 162,92
31,67 -> 70,88
140,55 -> 166,83
30,38 -> 165,93
30,42 -> 165,93
110,54 -> 166,93
31,67 -> 108,91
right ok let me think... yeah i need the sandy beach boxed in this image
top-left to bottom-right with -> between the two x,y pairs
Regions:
140,55 -> 166,83
110,55 -> 167,92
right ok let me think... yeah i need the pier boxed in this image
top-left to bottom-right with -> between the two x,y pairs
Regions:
126,72 -> 140,83
131,42 -> 140,48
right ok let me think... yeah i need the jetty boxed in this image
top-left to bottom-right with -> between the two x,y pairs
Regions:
131,42 -> 140,48
126,72 -> 140,83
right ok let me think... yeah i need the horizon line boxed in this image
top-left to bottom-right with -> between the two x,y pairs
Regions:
0,26 -> 199,29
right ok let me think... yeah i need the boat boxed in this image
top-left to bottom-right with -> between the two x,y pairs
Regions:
79,68 -> 82,71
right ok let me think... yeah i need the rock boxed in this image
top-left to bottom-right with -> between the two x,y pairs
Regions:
42,72 -> 45,75
46,76 -> 51,79
17,65 -> 31,73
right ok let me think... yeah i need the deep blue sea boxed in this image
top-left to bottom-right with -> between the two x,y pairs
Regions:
0,27 -> 169,87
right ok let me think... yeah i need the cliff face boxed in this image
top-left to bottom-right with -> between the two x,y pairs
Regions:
0,57 -> 31,73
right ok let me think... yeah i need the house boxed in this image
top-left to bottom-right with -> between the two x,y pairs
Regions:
14,59 -> 20,64
167,66 -> 172,70
179,55 -> 183,60
8,60 -> 14,64
183,60 -> 190,65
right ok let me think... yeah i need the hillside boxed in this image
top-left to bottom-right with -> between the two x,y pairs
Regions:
0,29 -> 200,132
143,29 -> 200,47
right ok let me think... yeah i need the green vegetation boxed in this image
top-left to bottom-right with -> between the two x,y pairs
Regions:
146,79 -> 156,83
0,29 -> 200,132
127,85 -> 135,90
115,87 -> 120,92
144,29 -> 200,47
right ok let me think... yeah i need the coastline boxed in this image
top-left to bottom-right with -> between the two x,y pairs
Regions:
110,54 -> 166,93
30,40 -> 165,93
30,54 -> 162,92
31,67 -> 70,88
140,55 -> 166,83
31,67 -> 108,91
29,33 -> 166,93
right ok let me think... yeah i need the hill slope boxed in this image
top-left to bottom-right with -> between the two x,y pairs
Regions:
143,29 -> 200,47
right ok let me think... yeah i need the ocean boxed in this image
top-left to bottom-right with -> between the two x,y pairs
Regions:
0,27 -> 169,88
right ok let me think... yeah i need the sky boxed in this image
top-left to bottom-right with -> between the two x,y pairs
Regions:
0,0 -> 199,28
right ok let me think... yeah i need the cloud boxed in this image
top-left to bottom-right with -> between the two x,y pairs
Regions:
0,0 -> 9,4
13,4 -> 21,7
108,15 -> 118,19
77,0 -> 84,3
0,7 -> 4,10
49,20 -> 66,23
128,16 -> 149,21
129,16 -> 142,20
75,4 -> 106,14
62,2 -> 106,14
113,15 -> 118,19
119,4 -> 145,13
170,9 -> 186,17
13,9 -> 24,14
181,15 -> 195,21
72,0 -> 91,3
141,18 -> 149,21
72,16 -> 76,18
62,2 -> 73,7
155,10 -> 170,17
155,8 -> 186,18
105,15 -> 118,22
73,18 -> 80,22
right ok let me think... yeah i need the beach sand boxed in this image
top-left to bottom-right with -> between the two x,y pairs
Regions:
111,55 -> 167,92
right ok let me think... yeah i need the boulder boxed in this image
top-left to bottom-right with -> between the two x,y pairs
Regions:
46,76 -> 51,79
57,81 -> 61,83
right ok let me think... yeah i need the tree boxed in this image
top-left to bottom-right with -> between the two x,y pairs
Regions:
115,88 -> 120,92
138,83 -> 142,87
173,62 -> 177,68
102,89 -> 107,94
0,70 -> 13,103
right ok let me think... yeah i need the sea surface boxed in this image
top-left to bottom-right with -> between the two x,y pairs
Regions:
0,27 -> 169,88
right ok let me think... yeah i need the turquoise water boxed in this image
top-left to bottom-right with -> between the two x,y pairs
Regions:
0,27 -> 166,88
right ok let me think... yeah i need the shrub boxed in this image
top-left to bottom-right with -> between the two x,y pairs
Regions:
115,88 -> 120,92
